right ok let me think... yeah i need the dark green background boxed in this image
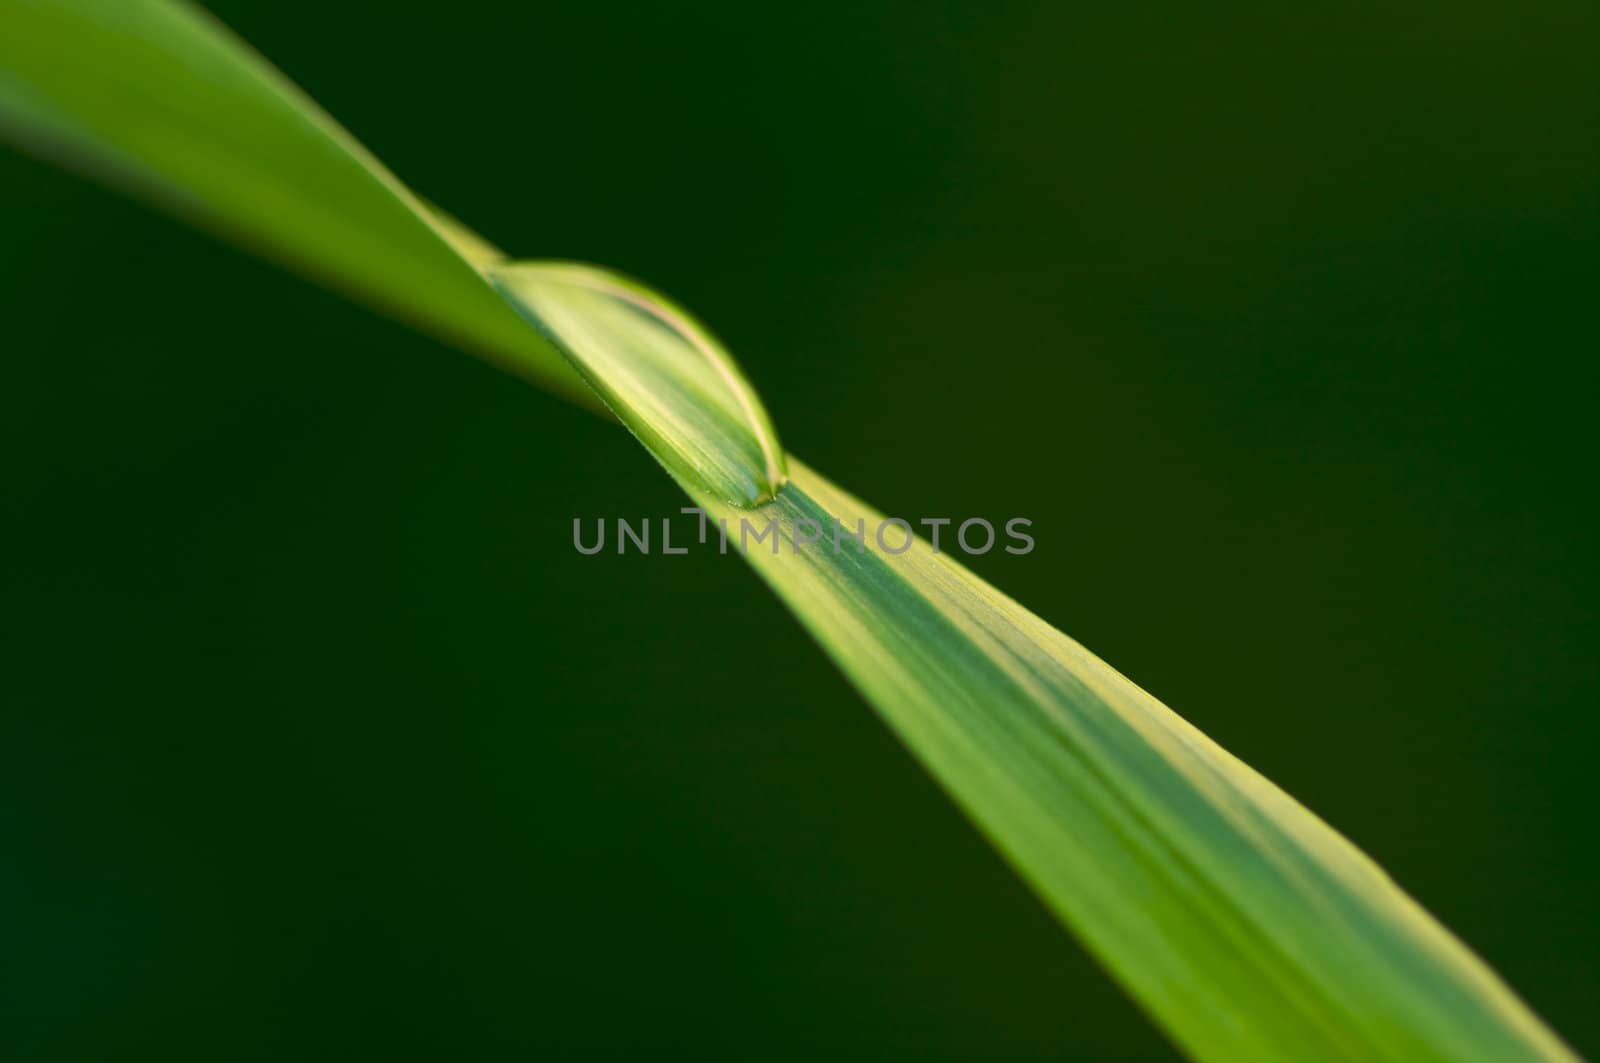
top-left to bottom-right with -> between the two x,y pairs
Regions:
4,1 -> 1597,1058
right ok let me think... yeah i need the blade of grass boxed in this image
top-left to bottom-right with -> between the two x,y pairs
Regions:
0,0 -> 595,406
0,3 -> 1579,1059
493,261 -> 1577,1062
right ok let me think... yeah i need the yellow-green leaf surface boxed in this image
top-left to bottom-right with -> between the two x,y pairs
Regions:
494,264 -> 1577,1061
0,2 -> 1578,1059
0,0 -> 594,406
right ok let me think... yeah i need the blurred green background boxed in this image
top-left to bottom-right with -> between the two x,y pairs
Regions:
3,1 -> 1597,1058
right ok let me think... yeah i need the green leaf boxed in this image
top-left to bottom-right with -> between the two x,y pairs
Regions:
0,2 -> 1578,1059
0,0 -> 595,406
493,260 -> 1577,1061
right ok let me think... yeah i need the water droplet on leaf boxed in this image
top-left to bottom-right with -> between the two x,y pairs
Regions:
493,262 -> 787,507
